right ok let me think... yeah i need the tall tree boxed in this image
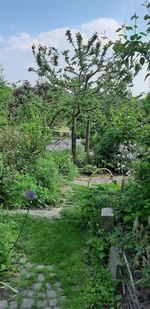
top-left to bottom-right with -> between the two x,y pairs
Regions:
29,31 -> 115,162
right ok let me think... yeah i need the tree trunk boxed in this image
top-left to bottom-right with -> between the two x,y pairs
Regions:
72,111 -> 77,163
85,118 -> 90,163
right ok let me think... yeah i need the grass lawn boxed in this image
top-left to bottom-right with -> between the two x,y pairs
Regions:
0,186 -> 89,308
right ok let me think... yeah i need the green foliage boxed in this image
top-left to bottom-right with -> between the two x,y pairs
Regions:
35,154 -> 60,205
92,98 -> 141,170
8,172 -> 38,208
83,268 -> 115,308
80,164 -> 97,175
114,2 -> 150,78
49,151 -> 77,179
82,184 -> 120,234
121,161 -> 150,223
0,75 -> 13,126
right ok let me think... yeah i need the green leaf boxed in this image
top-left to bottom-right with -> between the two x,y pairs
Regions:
145,73 -> 150,80
147,27 -> 150,33
116,27 -> 122,33
140,57 -> 145,65
139,32 -> 147,36
144,14 -> 150,20
126,26 -> 133,31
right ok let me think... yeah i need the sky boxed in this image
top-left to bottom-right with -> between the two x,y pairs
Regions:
0,0 -> 149,95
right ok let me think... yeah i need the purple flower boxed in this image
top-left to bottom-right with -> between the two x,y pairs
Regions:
25,189 -> 37,201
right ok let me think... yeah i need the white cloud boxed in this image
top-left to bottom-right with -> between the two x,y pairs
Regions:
0,16 -> 149,95
2,17 -> 120,52
80,18 -> 120,40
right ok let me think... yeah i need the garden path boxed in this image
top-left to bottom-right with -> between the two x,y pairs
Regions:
10,208 -> 63,219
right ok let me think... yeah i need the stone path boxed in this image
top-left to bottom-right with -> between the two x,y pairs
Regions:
10,208 -> 62,219
73,175 -> 123,186
0,255 -> 65,309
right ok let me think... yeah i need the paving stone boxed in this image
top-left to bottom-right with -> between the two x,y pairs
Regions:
46,283 -> 52,289
21,269 -> 28,275
27,290 -> 35,297
37,273 -> 45,282
22,298 -> 35,308
47,290 -> 57,298
46,265 -> 53,271
36,265 -> 46,270
32,282 -> 42,290
9,301 -> 18,309
53,282 -> 61,288
19,255 -> 27,264
22,289 -> 30,296
49,298 -> 57,306
38,292 -> 46,299
49,273 -> 56,277
0,300 -> 8,309
37,299 -> 48,307
26,262 -> 33,268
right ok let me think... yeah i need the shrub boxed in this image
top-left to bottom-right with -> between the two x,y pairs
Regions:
35,154 -> 60,205
50,151 -> 77,179
121,161 -> 150,224
80,164 -> 97,175
8,172 -> 38,208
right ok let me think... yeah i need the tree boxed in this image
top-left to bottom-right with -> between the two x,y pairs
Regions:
114,1 -> 150,79
30,30 -> 132,162
29,31 -> 115,162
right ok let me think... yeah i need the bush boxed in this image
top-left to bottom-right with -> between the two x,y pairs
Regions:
8,172 -> 38,208
50,151 -> 77,179
121,161 -> 150,224
80,164 -> 97,175
35,154 -> 60,205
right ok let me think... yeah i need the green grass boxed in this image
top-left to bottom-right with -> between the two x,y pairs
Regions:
0,188 -> 89,308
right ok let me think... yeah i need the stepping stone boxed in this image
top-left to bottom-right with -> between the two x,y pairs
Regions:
37,273 -> 45,282
49,273 -> 56,277
47,290 -> 57,298
46,283 -> 52,289
22,289 -> 30,296
38,292 -> 46,299
22,298 -> 35,308
0,300 -> 8,309
19,255 -> 27,264
36,265 -> 45,270
37,299 -> 48,307
46,265 -> 53,271
26,262 -> 33,268
49,298 -> 57,306
9,301 -> 18,309
27,290 -> 35,297
32,282 -> 42,290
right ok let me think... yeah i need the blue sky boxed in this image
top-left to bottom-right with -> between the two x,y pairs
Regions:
0,0 -> 149,94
